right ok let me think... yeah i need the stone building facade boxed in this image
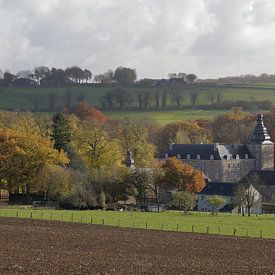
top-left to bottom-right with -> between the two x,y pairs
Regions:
160,114 -> 274,182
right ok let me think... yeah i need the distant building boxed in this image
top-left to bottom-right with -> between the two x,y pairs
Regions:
197,181 -> 262,214
160,114 -> 274,182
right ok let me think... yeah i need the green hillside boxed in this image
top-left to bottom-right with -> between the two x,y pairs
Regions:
0,84 -> 274,124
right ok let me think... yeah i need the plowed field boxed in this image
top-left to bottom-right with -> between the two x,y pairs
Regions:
0,218 -> 275,274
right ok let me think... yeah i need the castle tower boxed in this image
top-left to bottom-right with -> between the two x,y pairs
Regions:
247,114 -> 274,170
125,150 -> 135,170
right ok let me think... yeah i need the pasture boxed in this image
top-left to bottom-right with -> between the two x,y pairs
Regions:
104,109 -> 226,124
1,208 -> 275,239
1,84 -> 275,111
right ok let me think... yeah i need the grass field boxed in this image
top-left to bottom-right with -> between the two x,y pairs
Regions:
1,84 -> 275,110
1,208 -> 275,239
104,110 -> 227,124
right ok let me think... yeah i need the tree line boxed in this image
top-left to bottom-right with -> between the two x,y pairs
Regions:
1,106 -> 275,209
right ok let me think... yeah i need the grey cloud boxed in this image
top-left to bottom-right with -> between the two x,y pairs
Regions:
0,0 -> 275,78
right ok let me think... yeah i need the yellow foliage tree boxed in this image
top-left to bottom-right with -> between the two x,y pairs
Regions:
0,128 -> 69,193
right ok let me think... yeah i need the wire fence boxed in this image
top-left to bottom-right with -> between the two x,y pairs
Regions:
0,209 -> 272,239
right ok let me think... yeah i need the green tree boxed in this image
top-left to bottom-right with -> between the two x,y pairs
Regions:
172,190 -> 196,213
114,67 -> 137,86
51,112 -> 71,152
207,195 -> 225,214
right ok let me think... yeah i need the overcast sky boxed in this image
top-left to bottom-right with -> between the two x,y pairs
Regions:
1,0 -> 275,79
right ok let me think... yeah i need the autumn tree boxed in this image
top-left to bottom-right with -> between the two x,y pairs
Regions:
70,120 -> 123,172
0,128 -> 69,194
211,108 -> 254,143
155,121 -> 212,154
66,101 -> 107,123
161,157 -> 205,193
115,119 -> 155,167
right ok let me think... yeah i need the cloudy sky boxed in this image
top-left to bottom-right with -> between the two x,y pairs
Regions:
1,0 -> 275,79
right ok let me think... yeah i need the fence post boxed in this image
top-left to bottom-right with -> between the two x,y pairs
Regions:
233,226 -> 237,236
218,227 -> 221,235
161,224 -> 164,231
30,212 -> 33,219
16,212 -> 18,218
192,225 -> 194,233
146,221 -> 148,229
81,216 -> 83,223
41,212 -> 43,219
260,229 -> 263,238
102,218 -> 104,225
207,226 -> 209,234
90,217 -> 93,224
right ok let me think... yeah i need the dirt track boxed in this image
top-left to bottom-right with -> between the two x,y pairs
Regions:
0,218 -> 275,274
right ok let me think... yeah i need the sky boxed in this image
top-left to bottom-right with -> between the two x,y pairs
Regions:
1,0 -> 275,79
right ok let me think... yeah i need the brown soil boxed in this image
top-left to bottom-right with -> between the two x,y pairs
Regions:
0,218 -> 275,274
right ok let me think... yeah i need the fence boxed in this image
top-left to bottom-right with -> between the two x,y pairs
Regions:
0,209 -> 271,239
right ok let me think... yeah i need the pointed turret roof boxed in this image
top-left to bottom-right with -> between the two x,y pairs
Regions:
125,150 -> 135,170
249,114 -> 273,144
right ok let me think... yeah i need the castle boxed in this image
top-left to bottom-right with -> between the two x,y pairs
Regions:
160,114 -> 274,182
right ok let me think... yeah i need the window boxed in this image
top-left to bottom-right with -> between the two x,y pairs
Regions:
197,154 -> 200,159
177,154 -> 181,159
228,163 -> 231,169
187,154 -> 191,159
245,154 -> 248,159
237,163 -> 240,168
210,155 -> 214,160
165,153 -> 168,159
236,154 -> 239,160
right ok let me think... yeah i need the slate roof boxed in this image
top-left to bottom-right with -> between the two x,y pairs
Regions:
246,170 -> 275,186
199,181 -> 238,197
249,114 -> 273,144
159,143 -> 253,160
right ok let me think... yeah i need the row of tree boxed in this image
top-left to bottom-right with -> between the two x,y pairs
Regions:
0,66 -> 138,87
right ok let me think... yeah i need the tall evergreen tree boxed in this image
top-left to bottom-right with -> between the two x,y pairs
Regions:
51,113 -> 71,152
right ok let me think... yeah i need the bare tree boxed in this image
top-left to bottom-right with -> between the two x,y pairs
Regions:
170,88 -> 184,108
189,90 -> 200,108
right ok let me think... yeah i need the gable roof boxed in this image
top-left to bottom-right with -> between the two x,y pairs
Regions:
160,143 -> 253,160
199,181 -> 238,196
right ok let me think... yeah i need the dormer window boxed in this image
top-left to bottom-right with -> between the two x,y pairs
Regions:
165,153 -> 168,159
197,154 -> 200,160
187,154 -> 191,159
177,154 -> 181,159
210,155 -> 214,160
245,154 -> 248,159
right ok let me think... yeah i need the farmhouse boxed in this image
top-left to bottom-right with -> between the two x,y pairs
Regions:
160,114 -> 274,183
197,181 -> 262,214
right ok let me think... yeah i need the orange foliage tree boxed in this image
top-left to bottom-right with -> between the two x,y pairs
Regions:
65,101 -> 107,123
161,157 -> 205,193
